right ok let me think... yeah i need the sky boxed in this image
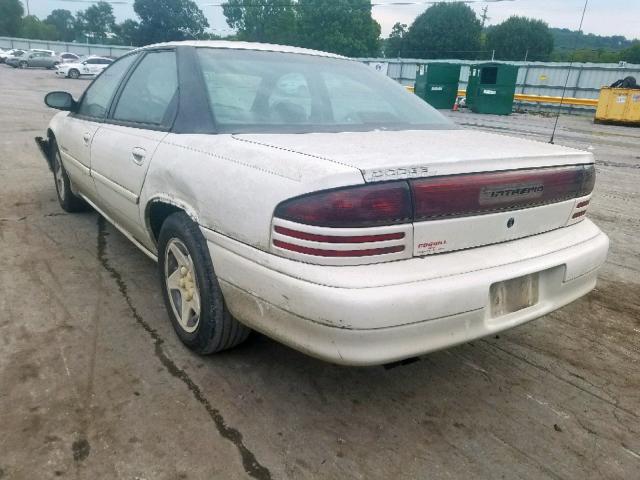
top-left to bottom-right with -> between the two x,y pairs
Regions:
24,0 -> 640,41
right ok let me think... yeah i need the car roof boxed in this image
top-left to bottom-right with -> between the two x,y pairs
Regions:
133,40 -> 347,60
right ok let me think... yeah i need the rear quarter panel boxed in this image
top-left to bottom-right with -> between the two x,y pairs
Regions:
139,133 -> 363,251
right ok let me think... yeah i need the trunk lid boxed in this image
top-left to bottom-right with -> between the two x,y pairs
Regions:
234,129 -> 593,181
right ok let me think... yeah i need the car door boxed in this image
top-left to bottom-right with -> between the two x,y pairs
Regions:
81,58 -> 97,75
90,49 -> 178,241
32,53 -> 47,67
98,59 -> 113,74
57,53 -> 140,202
88,58 -> 108,75
25,53 -> 39,66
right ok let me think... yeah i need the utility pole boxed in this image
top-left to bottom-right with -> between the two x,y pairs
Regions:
25,0 -> 30,16
480,5 -> 489,28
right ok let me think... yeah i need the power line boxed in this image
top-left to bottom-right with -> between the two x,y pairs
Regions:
549,0 -> 589,144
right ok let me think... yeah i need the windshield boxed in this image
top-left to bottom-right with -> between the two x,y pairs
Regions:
196,48 -> 454,134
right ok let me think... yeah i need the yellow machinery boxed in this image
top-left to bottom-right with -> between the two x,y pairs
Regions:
595,87 -> 640,125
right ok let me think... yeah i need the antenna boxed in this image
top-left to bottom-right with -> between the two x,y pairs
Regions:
549,0 -> 589,144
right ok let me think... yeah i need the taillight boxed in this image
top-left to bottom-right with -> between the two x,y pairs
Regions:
411,165 -> 595,221
272,164 -> 595,262
578,164 -> 596,197
274,182 -> 412,228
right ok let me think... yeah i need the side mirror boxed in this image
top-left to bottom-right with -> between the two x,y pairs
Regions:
45,91 -> 76,111
82,61 -> 87,65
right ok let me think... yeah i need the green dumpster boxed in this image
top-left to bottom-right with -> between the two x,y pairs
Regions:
465,63 -> 519,115
414,63 -> 461,109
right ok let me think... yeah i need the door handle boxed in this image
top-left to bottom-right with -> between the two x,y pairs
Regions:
131,147 -> 146,165
82,132 -> 91,145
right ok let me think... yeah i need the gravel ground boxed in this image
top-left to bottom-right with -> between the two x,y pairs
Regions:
0,65 -> 638,480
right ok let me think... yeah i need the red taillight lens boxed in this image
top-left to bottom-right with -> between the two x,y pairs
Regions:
274,182 -> 412,228
273,240 -> 404,257
411,165 -> 595,221
578,164 -> 596,197
273,226 -> 405,243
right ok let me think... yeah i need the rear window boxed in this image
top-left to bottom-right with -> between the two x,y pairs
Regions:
196,48 -> 453,134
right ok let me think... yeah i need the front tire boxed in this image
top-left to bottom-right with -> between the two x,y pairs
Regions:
19,61 -> 27,69
68,69 -> 80,79
50,139 -> 87,212
158,213 -> 250,354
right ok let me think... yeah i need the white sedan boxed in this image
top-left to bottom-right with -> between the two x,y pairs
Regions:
55,56 -> 112,79
36,41 -> 608,366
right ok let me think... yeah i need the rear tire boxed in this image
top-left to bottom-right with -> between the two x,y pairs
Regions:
68,69 -> 80,79
50,138 -> 88,213
158,212 -> 250,355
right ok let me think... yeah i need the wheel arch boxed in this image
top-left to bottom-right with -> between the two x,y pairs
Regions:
145,196 -> 201,246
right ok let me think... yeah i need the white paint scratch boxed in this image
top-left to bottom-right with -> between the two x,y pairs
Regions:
464,360 -> 488,374
622,445 -> 640,461
526,394 -> 571,420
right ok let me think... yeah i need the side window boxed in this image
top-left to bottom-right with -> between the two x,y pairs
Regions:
77,53 -> 139,119
112,51 -> 178,126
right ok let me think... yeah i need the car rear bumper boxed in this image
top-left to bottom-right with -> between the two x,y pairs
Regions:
203,220 -> 609,366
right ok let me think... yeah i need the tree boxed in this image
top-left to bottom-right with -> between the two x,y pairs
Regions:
45,9 -> 76,42
486,16 -> 554,61
76,1 -> 116,43
134,0 -> 209,45
222,0 -> 297,45
296,0 -> 381,57
20,15 -> 58,40
404,3 -> 482,59
0,0 -> 24,37
621,41 -> 640,64
114,19 -> 141,46
385,22 -> 407,58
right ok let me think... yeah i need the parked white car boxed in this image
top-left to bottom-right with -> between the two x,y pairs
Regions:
0,48 -> 25,63
55,56 -> 112,79
36,41 -> 608,366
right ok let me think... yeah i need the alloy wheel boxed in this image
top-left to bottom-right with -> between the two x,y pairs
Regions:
164,238 -> 201,333
53,152 -> 65,202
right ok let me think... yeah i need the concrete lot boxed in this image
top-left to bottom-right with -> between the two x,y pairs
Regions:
0,66 -> 638,480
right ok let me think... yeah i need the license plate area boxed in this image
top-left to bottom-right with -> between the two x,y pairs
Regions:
490,273 -> 539,318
